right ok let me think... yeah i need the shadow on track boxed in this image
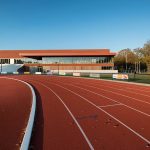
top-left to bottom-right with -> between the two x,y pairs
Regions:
29,86 -> 44,150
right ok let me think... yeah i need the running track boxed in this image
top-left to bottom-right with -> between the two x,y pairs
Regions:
0,77 -> 32,150
1,75 -> 150,150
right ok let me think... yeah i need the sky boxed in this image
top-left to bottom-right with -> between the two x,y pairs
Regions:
0,0 -> 150,51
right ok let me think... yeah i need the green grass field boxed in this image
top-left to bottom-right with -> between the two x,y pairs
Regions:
100,73 -> 150,84
127,74 -> 150,84
77,73 -> 150,84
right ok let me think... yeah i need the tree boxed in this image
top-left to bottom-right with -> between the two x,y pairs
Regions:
139,41 -> 150,72
142,40 -> 150,56
114,40 -> 150,73
114,48 -> 136,72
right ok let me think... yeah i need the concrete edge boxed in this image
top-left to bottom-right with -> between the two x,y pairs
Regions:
0,77 -> 36,150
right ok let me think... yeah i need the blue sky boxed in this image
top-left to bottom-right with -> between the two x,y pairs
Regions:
0,0 -> 150,51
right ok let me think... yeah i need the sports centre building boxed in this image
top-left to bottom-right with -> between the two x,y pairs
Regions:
0,49 -> 118,74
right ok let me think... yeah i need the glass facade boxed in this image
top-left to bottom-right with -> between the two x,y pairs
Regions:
1,56 -> 113,65
42,56 -> 113,64
14,58 -> 42,64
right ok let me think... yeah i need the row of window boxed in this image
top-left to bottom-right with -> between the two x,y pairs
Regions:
42,57 -> 113,64
102,66 -> 113,70
0,59 -> 10,64
0,57 -> 113,64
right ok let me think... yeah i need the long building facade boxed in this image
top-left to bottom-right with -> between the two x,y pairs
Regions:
0,49 -> 117,73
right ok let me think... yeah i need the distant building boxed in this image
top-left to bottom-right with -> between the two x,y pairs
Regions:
0,49 -> 117,73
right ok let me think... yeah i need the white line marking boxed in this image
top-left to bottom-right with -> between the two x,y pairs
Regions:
52,81 -> 150,117
46,76 -> 150,104
58,75 -> 150,92
76,83 -> 150,105
24,79 -> 94,150
0,77 -> 36,150
60,75 -> 150,87
109,84 -> 150,93
98,103 -> 122,108
56,77 -> 150,100
52,83 -> 150,145
97,80 -> 150,93
82,82 -> 150,99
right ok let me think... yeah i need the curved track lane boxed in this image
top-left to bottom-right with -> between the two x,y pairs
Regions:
0,78 -> 32,150
8,75 -> 150,150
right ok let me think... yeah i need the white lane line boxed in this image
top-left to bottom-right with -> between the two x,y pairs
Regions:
92,79 -> 150,93
98,104 -> 122,108
74,83 -> 150,105
52,83 -> 150,145
25,79 -> 94,150
83,82 -> 150,99
48,78 -> 150,104
57,78 -> 150,103
63,75 -> 150,87
0,77 -> 36,150
106,84 -> 150,94
51,81 -> 150,117
59,75 -> 150,92
46,77 -> 150,104
98,80 -> 150,93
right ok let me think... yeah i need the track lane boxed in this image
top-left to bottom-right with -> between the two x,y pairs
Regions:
38,77 -> 150,144
20,76 -> 150,149
49,82 -> 150,142
46,82 -> 150,149
55,76 -> 150,101
0,78 -> 32,150
39,76 -> 150,118
52,77 -> 150,115
12,77 -> 92,150
17,75 -> 150,117
72,79 -> 150,103
8,75 -> 150,149
55,76 -> 150,95
63,82 -> 150,116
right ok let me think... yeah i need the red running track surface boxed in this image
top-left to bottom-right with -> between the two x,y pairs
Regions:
0,78 -> 32,150
2,75 -> 150,150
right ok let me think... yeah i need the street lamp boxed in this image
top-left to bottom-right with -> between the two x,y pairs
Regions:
125,52 -> 128,72
58,63 -> 59,75
55,62 -> 59,75
135,61 -> 141,74
139,61 -> 141,73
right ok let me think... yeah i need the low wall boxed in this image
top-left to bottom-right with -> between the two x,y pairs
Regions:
52,70 -> 118,74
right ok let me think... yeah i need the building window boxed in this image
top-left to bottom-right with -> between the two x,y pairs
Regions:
42,56 -> 113,64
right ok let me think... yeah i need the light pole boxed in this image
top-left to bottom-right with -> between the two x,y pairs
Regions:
55,62 -> 59,75
139,61 -> 141,73
58,63 -> 59,75
125,52 -> 128,72
135,61 -> 141,74
135,62 -> 136,73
